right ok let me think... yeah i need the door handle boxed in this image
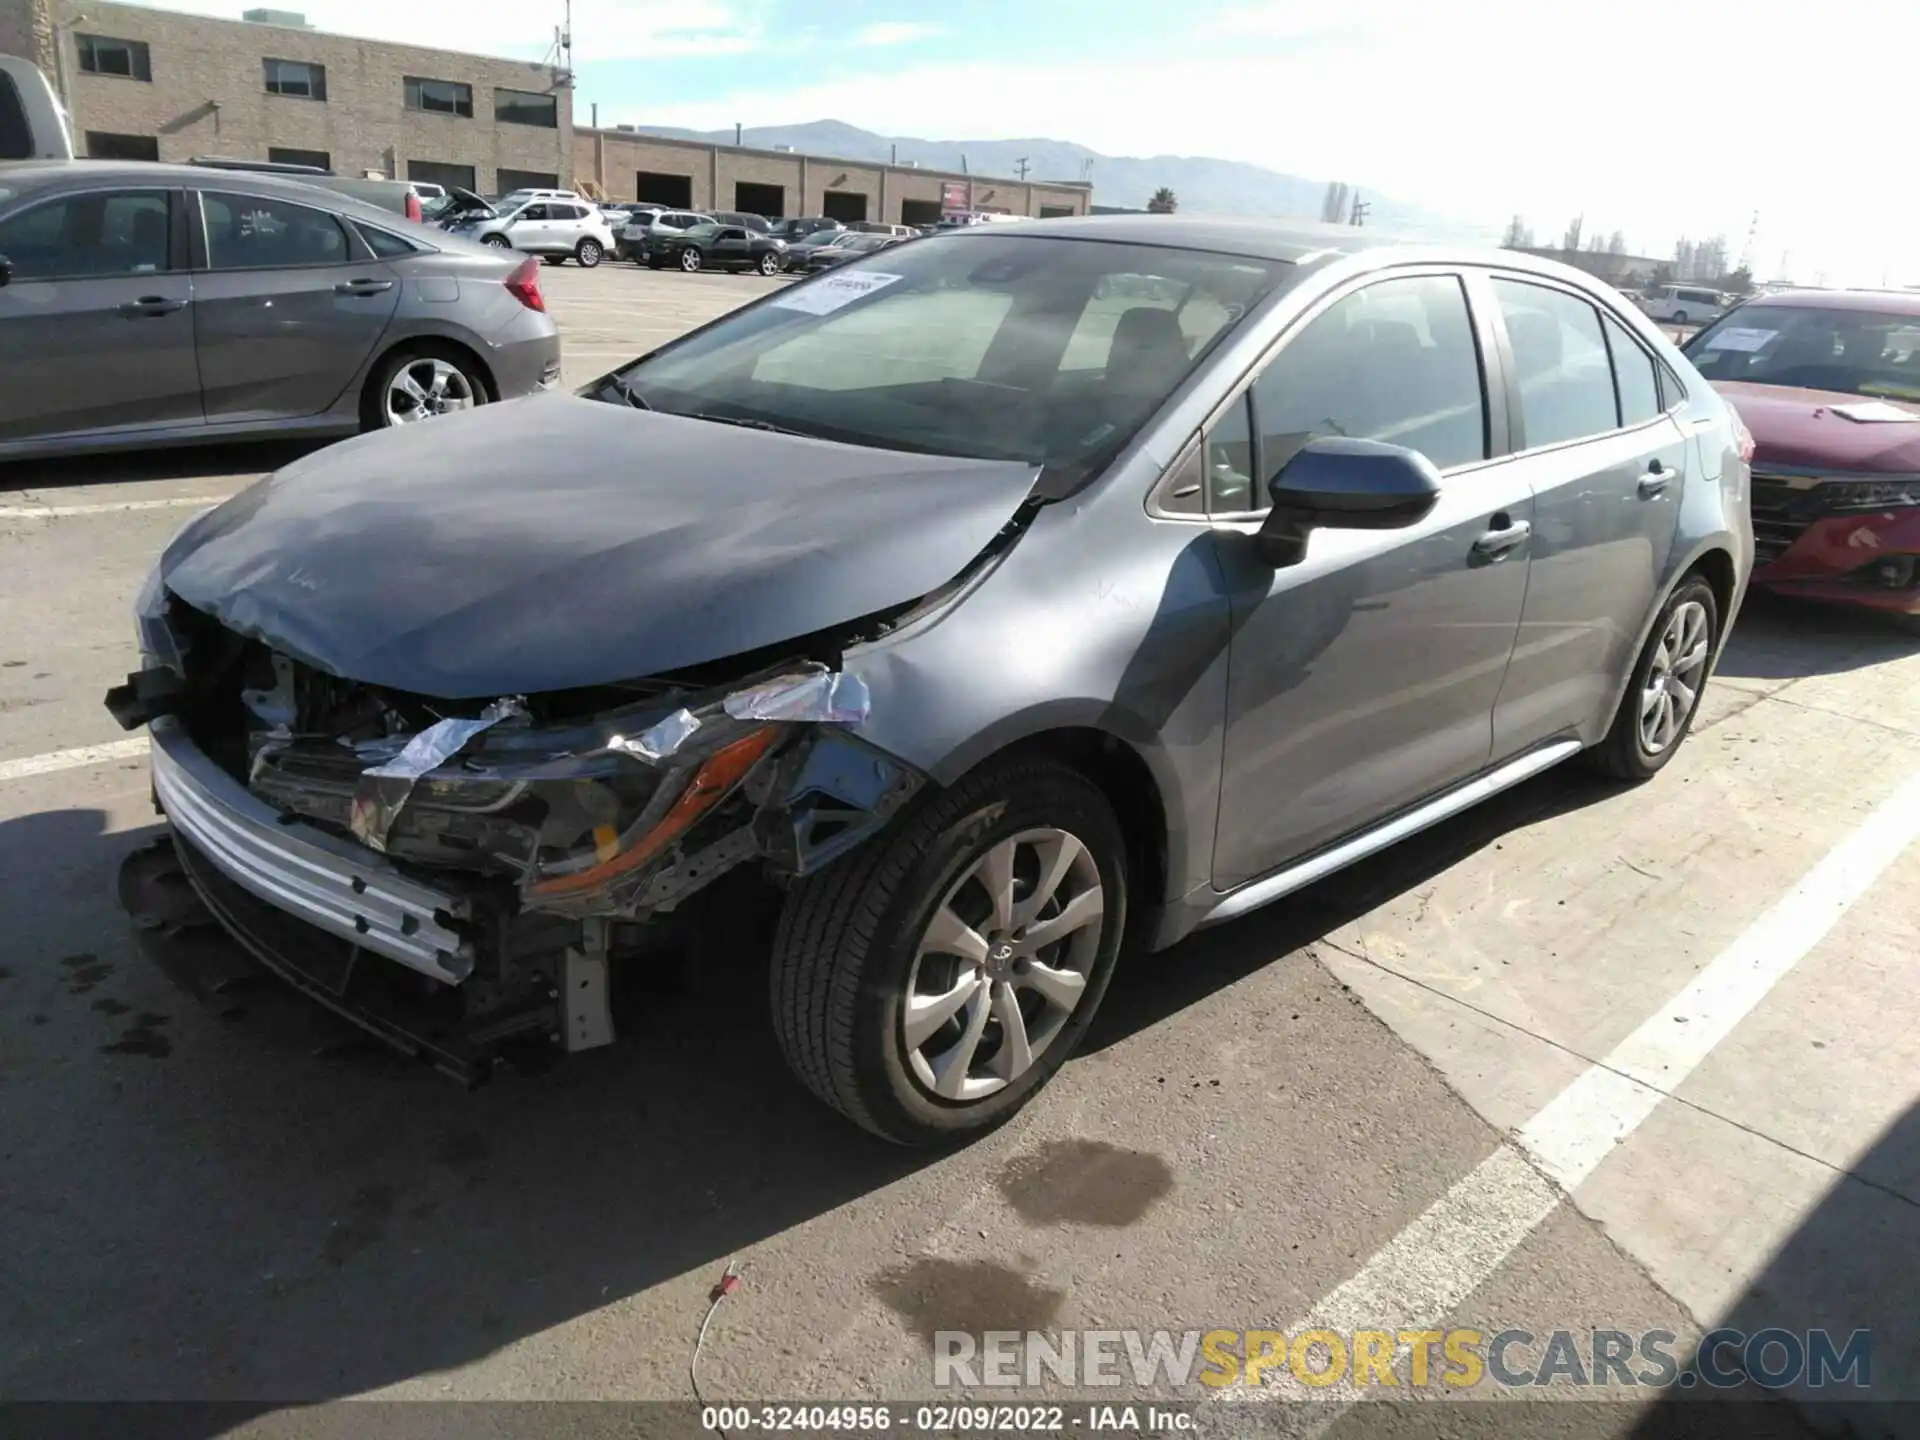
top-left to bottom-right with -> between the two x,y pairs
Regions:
117,296 -> 186,317
334,279 -> 395,296
1637,465 -> 1673,497
1472,517 -> 1532,558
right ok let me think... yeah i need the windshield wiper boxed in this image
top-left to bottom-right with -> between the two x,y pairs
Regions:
681,411 -> 817,439
607,376 -> 651,411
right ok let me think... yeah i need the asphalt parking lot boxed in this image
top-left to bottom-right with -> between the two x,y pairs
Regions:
1,263 -> 1915,1438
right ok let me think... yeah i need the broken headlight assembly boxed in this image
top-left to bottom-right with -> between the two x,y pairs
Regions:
1822,476 -> 1920,512
246,662 -> 912,922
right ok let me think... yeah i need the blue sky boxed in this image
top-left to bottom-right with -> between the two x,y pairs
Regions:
141,0 -> 1920,286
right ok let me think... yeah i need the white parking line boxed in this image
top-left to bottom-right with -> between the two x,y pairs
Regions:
1227,762 -> 1920,1415
0,737 -> 151,783
0,497 -> 219,520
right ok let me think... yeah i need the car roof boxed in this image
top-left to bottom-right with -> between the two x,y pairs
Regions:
971,214 -> 1402,263
0,158 -> 416,230
1735,289 -> 1920,317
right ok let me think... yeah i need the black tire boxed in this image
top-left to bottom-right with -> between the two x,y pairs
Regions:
542,255 -> 565,266
575,238 -> 603,268
1585,575 -> 1719,781
757,251 -> 781,276
482,234 -> 512,249
1673,310 -> 1689,325
679,247 -> 703,273
360,342 -> 489,431
770,755 -> 1128,1146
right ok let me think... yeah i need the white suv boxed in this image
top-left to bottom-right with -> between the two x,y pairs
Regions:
452,198 -> 616,267
1640,284 -> 1729,325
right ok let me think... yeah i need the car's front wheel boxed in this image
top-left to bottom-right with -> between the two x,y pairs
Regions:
770,755 -> 1127,1145
757,251 -> 782,276
1586,574 -> 1720,780
576,237 -> 604,267
481,234 -> 512,249
679,247 -> 703,272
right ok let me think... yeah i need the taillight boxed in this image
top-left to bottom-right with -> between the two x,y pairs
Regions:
504,257 -> 546,312
1730,408 -> 1756,464
406,191 -> 423,223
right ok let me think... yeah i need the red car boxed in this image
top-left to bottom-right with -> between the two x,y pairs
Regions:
1684,290 -> 1920,628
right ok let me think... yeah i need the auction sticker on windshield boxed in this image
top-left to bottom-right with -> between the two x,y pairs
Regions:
1702,327 -> 1775,352
771,271 -> 904,316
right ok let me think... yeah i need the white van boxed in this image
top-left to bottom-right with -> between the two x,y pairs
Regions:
0,55 -> 74,159
1639,284 -> 1728,325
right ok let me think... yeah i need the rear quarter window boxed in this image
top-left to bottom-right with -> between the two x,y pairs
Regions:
0,72 -> 30,161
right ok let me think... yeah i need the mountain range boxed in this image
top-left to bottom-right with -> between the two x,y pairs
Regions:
624,119 -> 1499,244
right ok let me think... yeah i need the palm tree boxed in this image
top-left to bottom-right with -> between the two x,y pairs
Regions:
1147,187 -> 1178,214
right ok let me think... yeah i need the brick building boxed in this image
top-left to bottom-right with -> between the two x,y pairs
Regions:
579,128 -> 1091,226
1,0 -> 573,194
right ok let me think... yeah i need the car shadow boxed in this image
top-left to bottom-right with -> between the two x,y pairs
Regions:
1625,1099 -> 1920,1439
1,753 -> 1638,1428
0,438 -> 330,493
1718,589 -> 1916,681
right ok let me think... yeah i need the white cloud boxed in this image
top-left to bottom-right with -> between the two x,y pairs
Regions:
852,21 -> 947,47
128,0 -> 760,62
634,0 -> 1920,286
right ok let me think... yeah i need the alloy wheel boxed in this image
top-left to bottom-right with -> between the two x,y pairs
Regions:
758,252 -> 780,275
680,248 -> 702,272
384,357 -> 476,426
1639,599 -> 1711,754
577,239 -> 602,267
901,827 -> 1104,1102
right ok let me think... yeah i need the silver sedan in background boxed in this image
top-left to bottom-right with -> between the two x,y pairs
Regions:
0,160 -> 562,462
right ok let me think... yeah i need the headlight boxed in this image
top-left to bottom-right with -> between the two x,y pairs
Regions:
1823,477 -> 1920,512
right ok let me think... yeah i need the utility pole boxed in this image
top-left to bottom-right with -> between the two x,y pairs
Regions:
1348,192 -> 1370,227
1015,156 -> 1030,181
1738,209 -> 1760,274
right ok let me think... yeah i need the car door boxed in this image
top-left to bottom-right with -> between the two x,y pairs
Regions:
711,226 -> 752,267
190,188 -> 400,423
1208,269 -> 1534,888
509,202 -> 556,251
1479,273 -> 1683,756
0,185 -> 202,444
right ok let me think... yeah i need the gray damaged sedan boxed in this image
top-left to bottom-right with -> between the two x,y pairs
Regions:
0,161 -> 560,461
108,218 -> 1752,1144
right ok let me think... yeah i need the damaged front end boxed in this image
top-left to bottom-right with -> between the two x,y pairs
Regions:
110,605 -> 925,1081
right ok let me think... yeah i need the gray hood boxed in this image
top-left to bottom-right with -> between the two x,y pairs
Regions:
157,395 -> 1039,699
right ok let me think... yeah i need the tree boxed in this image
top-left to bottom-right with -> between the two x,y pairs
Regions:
1605,230 -> 1627,255
1720,266 -> 1754,297
1321,182 -> 1353,224
1501,215 -> 1534,249
1147,187 -> 1178,214
1562,215 -> 1584,253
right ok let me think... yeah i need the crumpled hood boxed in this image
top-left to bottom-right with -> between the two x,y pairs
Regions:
1715,380 -> 1920,473
158,396 -> 1040,699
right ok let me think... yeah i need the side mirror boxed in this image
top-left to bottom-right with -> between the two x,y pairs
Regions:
0,255 -> 10,288
1254,436 -> 1441,568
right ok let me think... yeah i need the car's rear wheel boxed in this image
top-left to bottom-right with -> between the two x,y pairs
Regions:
1673,309 -> 1689,325
364,344 -> 486,430
1585,575 -> 1719,781
757,251 -> 781,276
770,755 -> 1127,1145
575,238 -> 604,268
482,234 -> 512,249
679,247 -> 703,272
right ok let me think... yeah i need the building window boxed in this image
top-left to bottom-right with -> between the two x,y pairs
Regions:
263,59 -> 326,101
1039,205 -> 1075,218
76,34 -> 152,82
407,160 -> 475,192
493,88 -> 557,128
268,146 -> 330,171
85,132 -> 160,161
404,76 -> 472,117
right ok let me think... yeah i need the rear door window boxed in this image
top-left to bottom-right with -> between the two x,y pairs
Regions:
1250,272 -> 1488,480
1602,313 -> 1661,426
1492,278 -> 1620,447
201,192 -> 352,270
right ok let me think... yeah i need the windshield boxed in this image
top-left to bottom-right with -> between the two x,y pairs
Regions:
604,233 -> 1289,487
1686,304 -> 1920,403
